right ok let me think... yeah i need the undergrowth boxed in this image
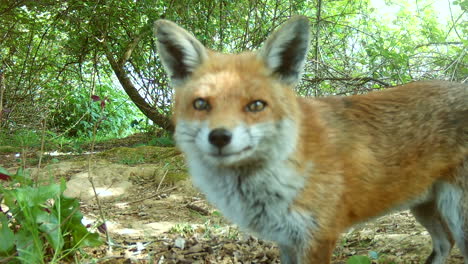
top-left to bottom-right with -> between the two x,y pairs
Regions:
0,166 -> 102,263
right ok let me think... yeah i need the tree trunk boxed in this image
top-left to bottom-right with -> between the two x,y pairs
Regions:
102,27 -> 174,132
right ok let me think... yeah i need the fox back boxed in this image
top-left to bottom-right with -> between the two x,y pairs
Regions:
154,17 -> 468,264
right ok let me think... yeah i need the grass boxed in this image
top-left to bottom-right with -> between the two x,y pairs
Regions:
0,129 -> 118,153
119,155 -> 146,165
0,127 -> 175,156
0,146 -> 21,153
168,210 -> 239,240
0,129 -> 42,149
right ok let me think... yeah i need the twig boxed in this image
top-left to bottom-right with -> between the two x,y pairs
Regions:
0,70 -> 4,126
34,116 -> 47,184
21,147 -> 26,171
414,41 -> 463,49
156,169 -> 169,194
303,76 -> 390,87
127,186 -> 177,205
313,0 -> 323,97
186,203 -> 209,216
87,112 -> 112,252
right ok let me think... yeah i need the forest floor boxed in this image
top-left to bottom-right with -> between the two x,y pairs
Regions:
0,133 -> 464,264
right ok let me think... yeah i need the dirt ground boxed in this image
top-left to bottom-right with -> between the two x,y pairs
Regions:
0,135 -> 465,264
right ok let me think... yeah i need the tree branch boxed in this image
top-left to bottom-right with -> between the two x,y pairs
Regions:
0,69 -> 4,125
118,24 -> 152,67
303,77 -> 390,87
102,41 -> 174,131
414,42 -> 463,49
312,0 -> 322,97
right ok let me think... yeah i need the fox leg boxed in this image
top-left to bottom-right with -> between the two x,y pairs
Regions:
411,200 -> 454,264
452,161 -> 468,264
279,245 -> 298,264
436,166 -> 468,263
300,237 -> 337,264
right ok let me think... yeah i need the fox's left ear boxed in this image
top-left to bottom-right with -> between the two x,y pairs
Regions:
259,16 -> 310,85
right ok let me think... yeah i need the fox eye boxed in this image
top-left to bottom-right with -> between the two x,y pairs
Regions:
193,98 -> 210,111
246,100 -> 267,112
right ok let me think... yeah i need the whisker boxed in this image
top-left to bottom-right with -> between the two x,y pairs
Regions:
177,139 -> 196,144
177,127 -> 200,137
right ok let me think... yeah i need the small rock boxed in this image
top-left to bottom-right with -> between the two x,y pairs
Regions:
174,237 -> 186,249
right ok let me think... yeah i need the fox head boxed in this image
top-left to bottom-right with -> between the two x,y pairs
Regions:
154,17 -> 310,167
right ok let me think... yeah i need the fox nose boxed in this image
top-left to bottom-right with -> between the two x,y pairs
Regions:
208,128 -> 232,148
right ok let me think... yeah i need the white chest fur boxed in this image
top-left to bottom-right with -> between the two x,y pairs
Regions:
187,157 -> 315,246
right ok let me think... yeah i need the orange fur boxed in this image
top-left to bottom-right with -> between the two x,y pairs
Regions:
155,17 -> 468,263
293,81 -> 468,261
175,52 -> 467,262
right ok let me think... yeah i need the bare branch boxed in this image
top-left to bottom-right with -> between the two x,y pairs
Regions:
414,42 -> 463,49
0,70 -> 4,125
119,24 -> 152,67
303,77 -> 390,87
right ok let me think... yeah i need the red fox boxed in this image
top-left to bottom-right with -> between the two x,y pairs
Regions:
153,16 -> 468,263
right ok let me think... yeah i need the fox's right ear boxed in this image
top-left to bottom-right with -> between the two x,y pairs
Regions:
154,20 -> 208,87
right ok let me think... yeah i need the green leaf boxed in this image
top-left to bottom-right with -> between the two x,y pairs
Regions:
59,177 -> 67,194
2,190 -> 16,210
35,204 -> 64,250
37,211 -> 64,251
347,256 -> 372,264
0,166 -> 10,176
14,184 -> 60,207
75,230 -> 102,247
0,214 -> 15,254
58,196 -> 102,248
15,229 -> 43,263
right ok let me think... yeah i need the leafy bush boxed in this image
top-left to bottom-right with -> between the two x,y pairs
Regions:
49,83 -> 144,139
0,129 -> 42,148
0,167 -> 102,263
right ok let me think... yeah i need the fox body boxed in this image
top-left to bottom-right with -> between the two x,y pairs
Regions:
154,17 -> 468,263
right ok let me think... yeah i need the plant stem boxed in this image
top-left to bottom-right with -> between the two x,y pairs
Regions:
0,70 -> 4,127
87,111 -> 111,251
35,117 -> 47,185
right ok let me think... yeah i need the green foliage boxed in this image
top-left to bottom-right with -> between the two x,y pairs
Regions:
49,84 -> 144,138
347,255 -> 372,264
169,223 -> 195,236
0,129 -> 41,149
0,128 -> 124,155
0,167 -> 102,263
148,136 -> 175,147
